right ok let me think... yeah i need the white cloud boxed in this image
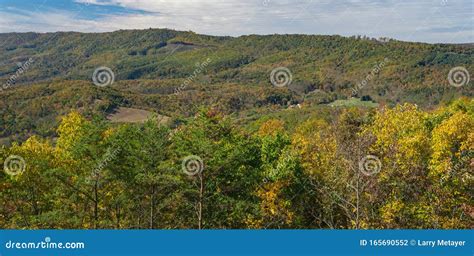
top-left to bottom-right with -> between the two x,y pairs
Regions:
0,0 -> 472,43
0,9 -> 102,33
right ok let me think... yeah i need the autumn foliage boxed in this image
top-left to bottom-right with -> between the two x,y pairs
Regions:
1,99 -> 472,229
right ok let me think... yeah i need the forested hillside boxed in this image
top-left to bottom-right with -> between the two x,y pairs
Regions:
1,29 -> 473,143
0,29 -> 472,229
1,99 -> 472,229
1,29 -> 472,88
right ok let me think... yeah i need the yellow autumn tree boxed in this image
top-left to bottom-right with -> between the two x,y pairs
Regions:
365,104 -> 431,177
56,111 -> 88,154
252,119 -> 298,228
427,105 -> 473,228
292,119 -> 337,175
430,111 -> 474,177
257,119 -> 285,137
0,136 -> 57,228
362,104 -> 433,228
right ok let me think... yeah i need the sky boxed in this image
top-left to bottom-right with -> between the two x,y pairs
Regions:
0,0 -> 472,43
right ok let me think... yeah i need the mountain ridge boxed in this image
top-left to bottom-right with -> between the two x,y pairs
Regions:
1,28 -> 472,85
0,28 -> 472,143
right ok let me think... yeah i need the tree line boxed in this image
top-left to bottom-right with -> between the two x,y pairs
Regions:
1,99 -> 472,229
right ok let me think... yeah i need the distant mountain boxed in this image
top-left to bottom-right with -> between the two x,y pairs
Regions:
1,28 -> 472,88
0,29 -> 472,142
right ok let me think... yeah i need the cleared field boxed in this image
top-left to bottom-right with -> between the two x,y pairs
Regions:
107,107 -> 170,124
328,98 -> 379,108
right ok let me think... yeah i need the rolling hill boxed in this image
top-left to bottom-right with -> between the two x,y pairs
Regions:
0,28 -> 472,143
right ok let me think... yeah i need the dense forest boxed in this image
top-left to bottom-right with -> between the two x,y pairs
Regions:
1,29 -> 473,142
1,99 -> 472,229
0,29 -> 472,229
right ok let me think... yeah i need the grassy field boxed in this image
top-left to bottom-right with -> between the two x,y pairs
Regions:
328,98 -> 379,108
107,107 -> 170,124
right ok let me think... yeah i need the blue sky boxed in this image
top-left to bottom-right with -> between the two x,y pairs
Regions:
0,0 -> 472,43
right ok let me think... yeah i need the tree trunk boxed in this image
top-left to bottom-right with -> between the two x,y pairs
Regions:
94,180 -> 99,229
150,185 -> 155,229
198,173 -> 204,230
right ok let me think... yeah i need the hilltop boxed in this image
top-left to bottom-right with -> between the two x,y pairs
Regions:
0,28 -> 472,142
